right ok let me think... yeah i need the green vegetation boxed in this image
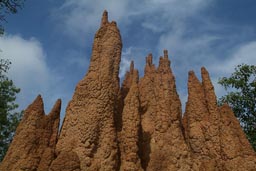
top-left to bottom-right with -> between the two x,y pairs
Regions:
0,0 -> 25,162
218,64 -> 256,150
0,59 -> 22,161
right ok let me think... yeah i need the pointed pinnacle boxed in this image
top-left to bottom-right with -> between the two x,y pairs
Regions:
101,10 -> 109,26
164,49 -> 168,59
130,60 -> 134,72
146,53 -> 153,66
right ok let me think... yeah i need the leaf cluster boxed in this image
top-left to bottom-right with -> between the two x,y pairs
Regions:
218,64 -> 256,150
0,58 -> 22,161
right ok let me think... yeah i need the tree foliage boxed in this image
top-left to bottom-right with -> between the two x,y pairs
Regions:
218,64 -> 256,150
0,58 -> 22,161
0,0 -> 25,34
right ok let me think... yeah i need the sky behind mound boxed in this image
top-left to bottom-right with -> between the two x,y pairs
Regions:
0,0 -> 256,119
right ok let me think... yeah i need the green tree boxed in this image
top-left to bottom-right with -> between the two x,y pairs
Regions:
0,0 -> 24,162
218,64 -> 256,150
0,58 -> 22,161
0,0 -> 25,34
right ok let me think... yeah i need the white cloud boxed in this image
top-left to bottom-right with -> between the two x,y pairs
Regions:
209,41 -> 256,98
235,42 -> 256,63
119,56 -> 130,79
0,35 -> 60,113
211,41 -> 256,75
0,35 -> 49,89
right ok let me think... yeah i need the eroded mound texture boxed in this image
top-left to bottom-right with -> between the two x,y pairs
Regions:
0,96 -> 61,171
1,11 -> 255,171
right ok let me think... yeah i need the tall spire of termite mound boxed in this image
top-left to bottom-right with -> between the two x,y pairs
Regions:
50,10 -> 122,171
183,67 -> 256,170
138,50 -> 194,170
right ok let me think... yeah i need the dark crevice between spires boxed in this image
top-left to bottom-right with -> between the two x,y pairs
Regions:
138,122 -> 151,170
116,60 -> 136,171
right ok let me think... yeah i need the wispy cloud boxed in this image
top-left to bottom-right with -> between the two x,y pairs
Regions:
52,0 -> 256,111
209,41 -> 256,97
210,41 -> 256,75
53,0 -> 212,40
0,35 -> 50,107
0,34 -> 70,115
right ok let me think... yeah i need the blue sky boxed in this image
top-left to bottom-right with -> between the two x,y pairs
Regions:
0,0 -> 256,119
